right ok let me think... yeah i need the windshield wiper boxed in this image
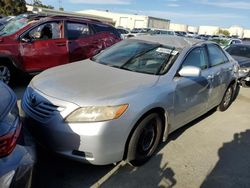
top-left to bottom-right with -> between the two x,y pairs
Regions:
120,44 -> 162,69
156,47 -> 176,75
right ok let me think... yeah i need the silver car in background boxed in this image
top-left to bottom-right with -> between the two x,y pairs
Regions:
22,36 -> 238,166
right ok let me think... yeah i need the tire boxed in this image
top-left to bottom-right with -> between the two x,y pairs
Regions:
241,80 -> 250,88
127,113 -> 163,166
0,63 -> 13,85
217,85 -> 234,112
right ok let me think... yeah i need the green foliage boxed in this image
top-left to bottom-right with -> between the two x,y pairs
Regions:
0,0 -> 27,16
217,29 -> 230,36
33,0 -> 54,9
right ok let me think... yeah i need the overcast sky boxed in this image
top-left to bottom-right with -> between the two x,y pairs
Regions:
30,0 -> 250,28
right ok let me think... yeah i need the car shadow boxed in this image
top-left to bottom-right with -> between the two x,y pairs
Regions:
201,129 -> 250,188
32,148 -> 114,188
101,154 -> 177,188
166,108 -> 217,144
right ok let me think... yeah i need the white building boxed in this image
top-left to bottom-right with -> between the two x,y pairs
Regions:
198,26 -> 219,35
169,23 -> 188,32
188,26 -> 198,33
228,25 -> 244,38
78,10 -> 170,30
26,5 -> 114,24
243,30 -> 250,38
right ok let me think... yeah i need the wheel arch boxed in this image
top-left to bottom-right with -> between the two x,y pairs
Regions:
123,107 -> 168,160
0,55 -> 21,70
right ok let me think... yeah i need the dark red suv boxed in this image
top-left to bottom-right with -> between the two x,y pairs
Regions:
0,14 -> 121,84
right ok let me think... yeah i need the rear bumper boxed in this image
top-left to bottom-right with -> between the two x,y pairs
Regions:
0,145 -> 35,188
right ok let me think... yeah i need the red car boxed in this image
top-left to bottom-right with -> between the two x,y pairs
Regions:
0,14 -> 121,84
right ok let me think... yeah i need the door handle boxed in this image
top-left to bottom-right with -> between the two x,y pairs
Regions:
216,71 -> 221,76
55,42 -> 66,46
207,75 -> 214,80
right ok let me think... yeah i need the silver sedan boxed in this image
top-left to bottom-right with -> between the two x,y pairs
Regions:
22,36 -> 239,166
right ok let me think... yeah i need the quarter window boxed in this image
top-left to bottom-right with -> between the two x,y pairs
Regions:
182,48 -> 208,70
207,45 -> 228,67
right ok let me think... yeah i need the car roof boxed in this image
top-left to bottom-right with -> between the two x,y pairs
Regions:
131,35 -> 202,49
230,43 -> 250,47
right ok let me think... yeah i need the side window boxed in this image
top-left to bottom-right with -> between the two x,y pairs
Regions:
182,47 -> 208,70
67,22 -> 91,40
92,24 -> 121,38
207,44 -> 228,67
26,22 -> 62,40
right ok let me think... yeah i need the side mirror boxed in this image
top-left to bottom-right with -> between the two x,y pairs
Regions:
178,66 -> 201,77
21,38 -> 32,43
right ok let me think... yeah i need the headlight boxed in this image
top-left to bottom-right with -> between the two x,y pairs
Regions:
239,68 -> 250,73
238,68 -> 250,77
65,104 -> 128,123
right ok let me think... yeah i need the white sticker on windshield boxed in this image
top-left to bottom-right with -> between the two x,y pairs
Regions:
156,48 -> 172,54
156,48 -> 179,55
171,50 -> 179,55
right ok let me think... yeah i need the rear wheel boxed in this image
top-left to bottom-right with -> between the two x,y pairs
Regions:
127,113 -> 163,166
217,85 -> 234,111
0,63 -> 12,85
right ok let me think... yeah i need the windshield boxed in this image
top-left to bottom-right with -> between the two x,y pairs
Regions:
0,15 -> 30,36
92,40 -> 179,75
226,45 -> 250,58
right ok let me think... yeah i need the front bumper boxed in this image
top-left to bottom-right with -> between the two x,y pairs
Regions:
21,88 -> 133,165
23,116 -> 130,165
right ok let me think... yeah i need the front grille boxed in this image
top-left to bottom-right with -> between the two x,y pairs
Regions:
23,88 -> 61,122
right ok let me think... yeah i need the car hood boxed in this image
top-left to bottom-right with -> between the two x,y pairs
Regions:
232,55 -> 250,68
31,59 -> 160,106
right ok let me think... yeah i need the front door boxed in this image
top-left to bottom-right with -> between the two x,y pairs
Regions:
173,47 -> 210,128
20,21 -> 68,72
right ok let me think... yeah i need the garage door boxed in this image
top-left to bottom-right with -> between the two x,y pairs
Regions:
119,17 -> 128,28
134,20 -> 144,28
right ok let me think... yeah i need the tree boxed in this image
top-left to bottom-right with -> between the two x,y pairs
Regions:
0,0 -> 27,16
217,29 -> 230,36
33,0 -> 54,9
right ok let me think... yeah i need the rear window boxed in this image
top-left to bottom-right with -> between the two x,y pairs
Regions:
92,24 -> 121,38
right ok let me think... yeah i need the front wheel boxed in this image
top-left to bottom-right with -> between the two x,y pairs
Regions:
217,85 -> 234,111
0,63 -> 12,85
127,113 -> 163,166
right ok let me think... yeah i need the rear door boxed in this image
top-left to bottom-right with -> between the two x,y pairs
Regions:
206,44 -> 233,109
66,21 -> 100,62
173,47 -> 210,127
20,21 -> 68,72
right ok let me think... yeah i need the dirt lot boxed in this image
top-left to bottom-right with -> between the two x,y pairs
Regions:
14,84 -> 250,188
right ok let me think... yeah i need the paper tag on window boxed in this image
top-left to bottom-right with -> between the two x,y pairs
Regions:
156,48 -> 178,55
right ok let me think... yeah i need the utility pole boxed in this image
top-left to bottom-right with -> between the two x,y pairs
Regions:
58,0 -> 62,10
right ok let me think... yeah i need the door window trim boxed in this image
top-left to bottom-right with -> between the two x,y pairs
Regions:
178,46 -> 209,72
19,20 -> 64,41
206,44 -> 229,68
65,21 -> 94,40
